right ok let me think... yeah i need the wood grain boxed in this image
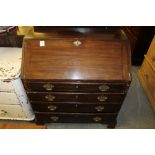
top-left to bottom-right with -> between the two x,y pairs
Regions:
138,59 -> 155,111
0,123 -> 46,129
22,39 -> 131,81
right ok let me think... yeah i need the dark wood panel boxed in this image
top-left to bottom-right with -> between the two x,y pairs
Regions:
31,102 -> 122,113
35,112 -> 117,123
28,92 -> 125,103
27,81 -> 125,93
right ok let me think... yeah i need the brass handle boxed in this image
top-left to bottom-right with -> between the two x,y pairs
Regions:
97,95 -> 108,102
95,106 -> 105,112
99,85 -> 110,92
73,40 -> 82,46
0,110 -> 7,115
93,116 -> 102,122
45,95 -> 55,101
43,83 -> 54,91
48,105 -> 57,111
50,116 -> 59,122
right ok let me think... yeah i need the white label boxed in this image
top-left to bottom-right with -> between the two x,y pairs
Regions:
40,40 -> 45,47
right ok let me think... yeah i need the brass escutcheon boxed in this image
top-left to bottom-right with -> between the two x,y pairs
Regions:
73,40 -> 82,47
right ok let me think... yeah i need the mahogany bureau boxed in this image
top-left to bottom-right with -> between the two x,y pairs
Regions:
21,28 -> 131,128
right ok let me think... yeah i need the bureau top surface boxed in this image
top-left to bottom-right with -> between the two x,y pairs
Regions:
22,28 -> 131,81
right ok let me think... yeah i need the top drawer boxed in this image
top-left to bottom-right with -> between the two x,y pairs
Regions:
26,81 -> 126,93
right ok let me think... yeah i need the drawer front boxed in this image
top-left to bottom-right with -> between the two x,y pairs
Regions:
27,81 -> 125,93
0,80 -> 14,92
35,112 -> 117,123
146,36 -> 155,64
31,102 -> 122,113
0,92 -> 19,105
28,93 -> 125,103
0,104 -> 26,119
140,59 -> 155,102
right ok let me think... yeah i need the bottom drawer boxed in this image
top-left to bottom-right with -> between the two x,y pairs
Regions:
35,112 -> 117,123
0,104 -> 26,120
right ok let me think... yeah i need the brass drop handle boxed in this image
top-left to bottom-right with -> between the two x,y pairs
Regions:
95,106 -> 105,112
93,116 -> 102,122
0,110 -> 7,115
73,40 -> 82,47
43,83 -> 54,91
45,95 -> 55,101
48,105 -> 57,111
99,85 -> 110,92
97,95 -> 108,102
50,116 -> 59,121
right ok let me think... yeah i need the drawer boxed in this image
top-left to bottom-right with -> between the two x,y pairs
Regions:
145,36 -> 155,66
25,39 -> 122,50
0,80 -> 14,92
35,112 -> 117,123
28,92 -> 125,103
0,104 -> 26,119
139,59 -> 155,109
140,59 -> 155,95
31,102 -> 122,113
146,54 -> 155,67
27,81 -> 125,93
0,92 -> 19,105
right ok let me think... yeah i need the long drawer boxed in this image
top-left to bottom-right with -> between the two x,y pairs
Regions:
0,104 -> 26,119
31,102 -> 122,113
26,81 -> 125,93
0,92 -> 19,105
35,112 -> 117,123
28,92 -> 125,103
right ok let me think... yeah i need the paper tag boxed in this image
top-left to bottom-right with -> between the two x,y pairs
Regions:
40,40 -> 45,47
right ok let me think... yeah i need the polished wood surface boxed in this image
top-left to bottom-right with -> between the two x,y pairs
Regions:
35,112 -> 117,123
0,123 -> 46,129
31,102 -> 121,113
28,92 -> 125,103
27,81 -> 126,93
22,38 -> 131,81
